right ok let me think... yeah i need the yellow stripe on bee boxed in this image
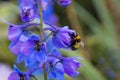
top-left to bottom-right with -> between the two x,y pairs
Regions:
74,35 -> 80,40
73,42 -> 80,48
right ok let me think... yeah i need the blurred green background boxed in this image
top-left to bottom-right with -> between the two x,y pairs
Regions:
0,0 -> 120,80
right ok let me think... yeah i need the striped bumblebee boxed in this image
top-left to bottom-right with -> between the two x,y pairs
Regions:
70,33 -> 83,50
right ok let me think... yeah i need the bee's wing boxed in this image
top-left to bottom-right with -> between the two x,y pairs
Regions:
80,41 -> 85,48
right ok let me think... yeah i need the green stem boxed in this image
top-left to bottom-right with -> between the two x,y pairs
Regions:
43,63 -> 48,80
39,0 -> 44,41
38,0 -> 47,80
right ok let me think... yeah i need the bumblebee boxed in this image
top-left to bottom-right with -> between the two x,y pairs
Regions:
69,33 -> 81,50
70,33 -> 85,50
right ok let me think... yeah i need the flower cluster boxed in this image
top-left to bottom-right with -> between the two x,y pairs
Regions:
8,0 -> 81,80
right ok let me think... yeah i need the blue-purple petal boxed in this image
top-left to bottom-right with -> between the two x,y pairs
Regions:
20,40 -> 35,56
24,53 -> 38,67
62,57 -> 80,77
9,40 -> 23,55
35,50 -> 47,62
8,25 -> 22,42
9,32 -> 29,55
18,0 -> 37,22
52,35 -> 67,48
57,0 -> 72,7
8,72 -> 20,80
20,35 -> 40,56
17,53 -> 26,63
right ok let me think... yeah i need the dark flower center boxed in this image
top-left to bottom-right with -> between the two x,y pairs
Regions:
49,62 -> 54,68
9,25 -> 13,28
19,74 -> 26,80
23,8 -> 32,18
34,40 -> 44,51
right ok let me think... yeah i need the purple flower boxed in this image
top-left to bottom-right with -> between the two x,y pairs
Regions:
47,49 -> 81,78
7,0 -> 81,79
8,65 -> 30,80
8,22 -> 40,55
8,72 -> 20,80
17,53 -> 39,68
56,0 -> 72,7
9,31 -> 30,55
18,0 -> 50,22
46,56 -> 64,80
61,57 -> 80,77
18,0 -> 38,22
7,22 -> 39,42
44,25 -> 76,49
43,0 -> 58,24
20,35 -> 47,62
8,24 -> 22,42
20,7 -> 36,22
48,50 -> 81,78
